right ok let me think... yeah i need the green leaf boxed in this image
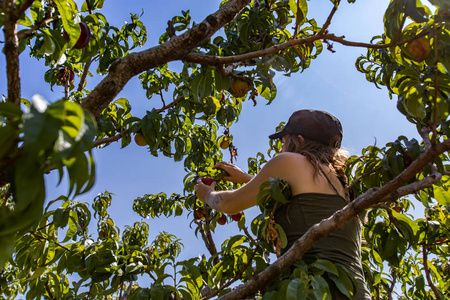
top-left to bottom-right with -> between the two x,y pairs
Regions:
392,210 -> 419,245
328,265 -> 356,298
62,211 -> 79,242
434,185 -> 450,206
405,0 -> 428,23
0,101 -> 23,118
311,275 -> 332,300
381,229 -> 400,260
0,126 -> 18,160
54,0 -> 80,49
310,259 -> 339,276
26,267 -> 46,281
286,278 -> 302,300
275,224 -> 288,249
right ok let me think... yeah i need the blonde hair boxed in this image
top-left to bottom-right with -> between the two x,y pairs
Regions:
283,134 -> 350,189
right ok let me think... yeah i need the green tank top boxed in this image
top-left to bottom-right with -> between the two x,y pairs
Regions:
274,193 -> 372,299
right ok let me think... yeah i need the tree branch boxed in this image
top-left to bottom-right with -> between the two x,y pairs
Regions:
217,139 -> 450,300
318,0 -> 340,35
78,55 -> 99,92
422,245 -> 442,300
45,281 -> 55,300
155,96 -> 184,113
3,0 -> 21,106
18,15 -> 60,41
29,231 -> 71,252
81,0 -> 251,119
183,31 -> 429,67
194,219 -> 218,260
92,96 -> 185,148
93,129 -> 131,148
14,0 -> 34,20
348,165 -> 383,190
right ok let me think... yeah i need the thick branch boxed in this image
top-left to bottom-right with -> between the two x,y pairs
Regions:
81,0 -> 251,119
3,0 -> 21,106
218,139 -> 450,300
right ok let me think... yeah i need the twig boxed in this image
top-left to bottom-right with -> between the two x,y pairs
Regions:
201,248 -> 258,300
78,55 -> 99,92
18,15 -> 60,41
348,166 -> 383,190
203,214 -> 219,263
93,129 -> 131,147
379,280 -> 392,300
422,245 -> 442,300
194,219 -> 219,265
371,203 -> 395,224
155,96 -> 184,113
45,281 -> 55,300
420,127 -> 432,151
85,0 -> 93,15
388,271 -> 397,298
29,231 -> 71,252
159,93 -> 166,107
318,0 -> 340,36
36,222 -> 54,232
242,226 -> 257,245
393,12 -> 408,42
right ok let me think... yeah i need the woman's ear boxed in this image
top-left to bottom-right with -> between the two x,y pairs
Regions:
297,135 -> 304,143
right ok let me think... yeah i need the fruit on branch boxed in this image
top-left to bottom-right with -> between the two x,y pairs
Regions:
405,37 -> 431,62
220,138 -> 230,149
217,214 -> 227,225
230,211 -> 243,221
201,177 -> 215,186
403,151 -> 413,168
134,131 -> 147,146
63,22 -> 91,49
195,207 -> 206,219
392,206 -> 402,213
57,67 -> 75,84
231,77 -> 251,97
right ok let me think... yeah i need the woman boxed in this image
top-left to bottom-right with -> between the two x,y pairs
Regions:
195,109 -> 371,299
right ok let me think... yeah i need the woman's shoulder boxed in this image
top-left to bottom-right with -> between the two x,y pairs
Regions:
265,152 -> 313,175
269,152 -> 309,165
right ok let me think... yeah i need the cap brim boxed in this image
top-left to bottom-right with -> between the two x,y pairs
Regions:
268,130 -> 286,140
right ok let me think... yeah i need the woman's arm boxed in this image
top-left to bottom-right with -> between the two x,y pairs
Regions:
195,153 -> 301,214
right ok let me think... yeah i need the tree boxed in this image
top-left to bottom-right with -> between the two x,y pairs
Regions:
1,0 -> 449,299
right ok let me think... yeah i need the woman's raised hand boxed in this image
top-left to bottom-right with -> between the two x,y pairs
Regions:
213,161 -> 253,183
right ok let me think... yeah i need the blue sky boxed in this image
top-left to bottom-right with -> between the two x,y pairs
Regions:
1,0 -> 420,267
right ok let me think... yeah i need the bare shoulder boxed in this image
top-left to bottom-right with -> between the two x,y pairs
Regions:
260,152 -> 313,179
267,152 -> 310,167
